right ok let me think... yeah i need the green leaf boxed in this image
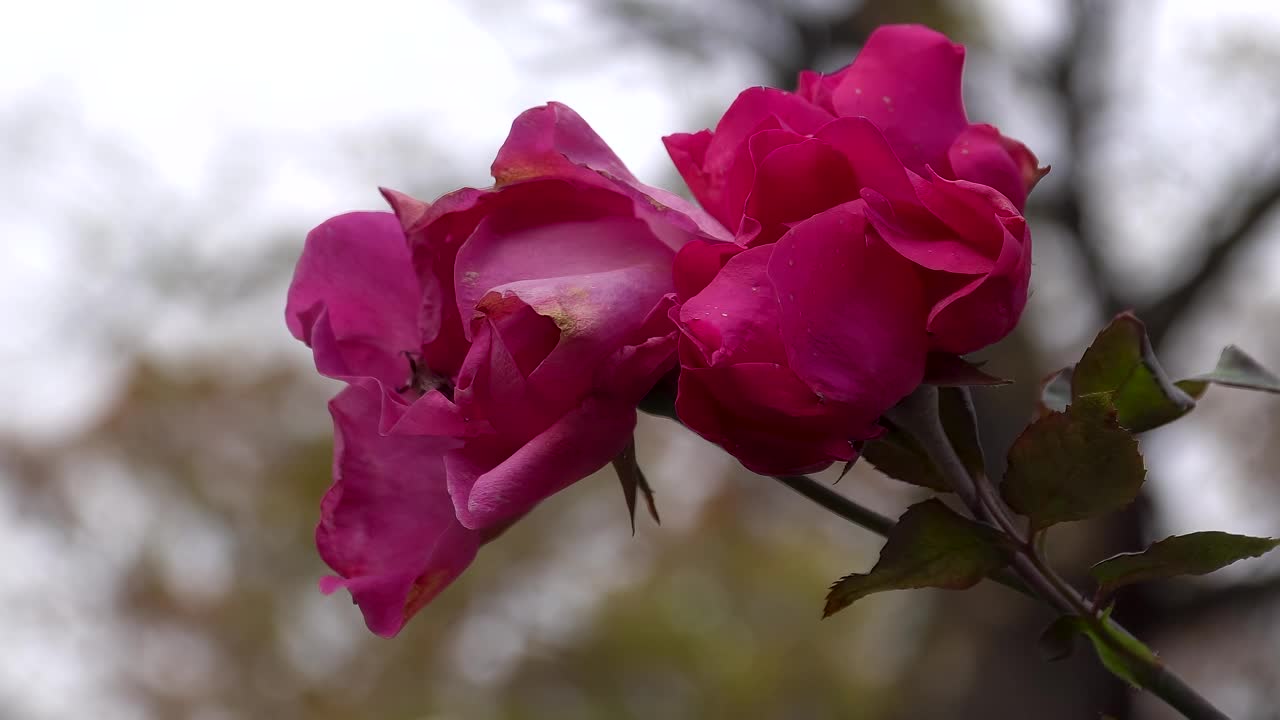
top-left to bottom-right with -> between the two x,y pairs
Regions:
824,500 -> 1014,617
1037,610 -> 1159,688
922,353 -> 1011,387
1090,531 -> 1280,597
1072,312 -> 1196,432
1038,615 -> 1080,662
611,437 -> 660,534
1062,608 -> 1160,689
1177,345 -> 1280,398
1038,366 -> 1073,417
861,388 -> 984,493
1001,396 -> 1147,532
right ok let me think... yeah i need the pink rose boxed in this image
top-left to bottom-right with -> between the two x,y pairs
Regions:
286,103 -> 725,635
663,24 -> 1041,472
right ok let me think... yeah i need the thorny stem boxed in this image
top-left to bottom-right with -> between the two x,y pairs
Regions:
871,385 -> 1231,720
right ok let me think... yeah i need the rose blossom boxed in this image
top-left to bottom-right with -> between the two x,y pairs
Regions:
663,24 -> 1041,472
286,102 -> 726,635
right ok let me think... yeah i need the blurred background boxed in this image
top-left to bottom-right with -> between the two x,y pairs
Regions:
2,0 -> 1279,718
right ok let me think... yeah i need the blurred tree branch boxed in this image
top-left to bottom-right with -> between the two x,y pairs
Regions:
1141,159 -> 1280,346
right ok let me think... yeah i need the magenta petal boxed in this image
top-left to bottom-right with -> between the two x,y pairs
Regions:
813,117 -> 915,204
672,238 -> 744,302
675,360 -> 870,475
861,189 -> 992,275
318,385 -> 479,638
704,87 -> 834,173
447,396 -> 637,529
492,102 -> 636,187
925,217 -> 1031,354
494,103 -> 727,245
678,245 -> 786,365
743,138 -> 859,246
285,212 -> 420,388
947,124 -> 1029,210
795,69 -> 839,113
830,24 -> 968,173
768,201 -> 928,410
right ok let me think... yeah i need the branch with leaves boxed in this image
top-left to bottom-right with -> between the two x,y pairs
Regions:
633,312 -> 1280,720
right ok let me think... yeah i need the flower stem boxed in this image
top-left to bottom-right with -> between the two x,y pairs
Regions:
874,385 -> 1231,720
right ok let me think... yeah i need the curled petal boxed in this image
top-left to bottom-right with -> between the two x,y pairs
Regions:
446,396 -> 637,529
285,212 -> 420,388
318,385 -> 478,638
829,24 -> 968,174
675,359 -> 871,476
947,124 -> 1034,210
768,202 -> 928,411
677,245 -> 786,365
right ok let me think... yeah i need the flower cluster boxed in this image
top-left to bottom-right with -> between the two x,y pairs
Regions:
286,24 -> 1041,635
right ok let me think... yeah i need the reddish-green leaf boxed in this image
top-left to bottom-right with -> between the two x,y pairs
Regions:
1072,313 -> 1196,431
824,500 -> 1014,617
1001,397 -> 1147,532
1177,345 -> 1280,398
1091,531 -> 1280,596
861,423 -> 950,491
862,388 -> 985,493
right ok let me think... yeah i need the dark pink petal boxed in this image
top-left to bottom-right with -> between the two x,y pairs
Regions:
925,215 -> 1031,354
663,130 -> 715,216
675,360 -> 870,475
677,244 -> 786,365
666,88 -> 832,230
861,189 -> 993,275
813,117 -> 916,204
703,87 -> 834,174
317,385 -> 479,638
285,212 -> 420,389
795,69 -> 839,113
454,212 -> 675,411
768,201 -> 928,410
672,238 -> 744,302
383,186 -> 486,378
914,171 -> 1013,249
494,103 -> 727,246
492,102 -> 637,187
947,124 -> 1030,210
451,315 -> 549,444
446,396 -> 638,529
743,138 -> 859,246
830,24 -> 968,174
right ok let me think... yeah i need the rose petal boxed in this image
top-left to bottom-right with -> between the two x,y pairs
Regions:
672,238 -> 745,302
947,124 -> 1030,210
861,189 -> 993,275
814,116 -> 916,204
285,212 -> 420,388
925,215 -> 1031,354
446,396 -> 637,529
677,244 -> 786,365
768,201 -> 928,411
743,138 -> 859,247
830,24 -> 968,174
666,87 -> 832,230
318,385 -> 478,638
675,360 -> 870,475
383,186 -> 487,378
